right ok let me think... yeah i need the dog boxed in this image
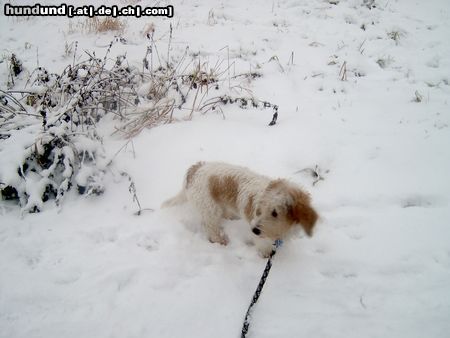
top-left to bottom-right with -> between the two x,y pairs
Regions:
162,161 -> 318,256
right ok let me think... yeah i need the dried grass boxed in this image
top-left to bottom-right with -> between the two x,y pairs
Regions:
68,17 -> 127,34
86,17 -> 127,33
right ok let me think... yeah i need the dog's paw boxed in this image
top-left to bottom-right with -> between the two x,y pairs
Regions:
258,246 -> 274,258
209,233 -> 229,246
255,239 -> 274,258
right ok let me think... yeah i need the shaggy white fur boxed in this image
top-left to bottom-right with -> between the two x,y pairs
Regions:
162,162 -> 318,256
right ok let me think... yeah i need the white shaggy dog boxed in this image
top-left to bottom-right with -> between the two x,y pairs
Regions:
162,162 -> 318,255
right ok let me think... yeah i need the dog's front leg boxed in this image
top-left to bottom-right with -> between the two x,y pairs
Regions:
201,212 -> 229,245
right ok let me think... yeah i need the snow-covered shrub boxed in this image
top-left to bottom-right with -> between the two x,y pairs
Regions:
0,50 -> 140,212
1,41 -> 278,212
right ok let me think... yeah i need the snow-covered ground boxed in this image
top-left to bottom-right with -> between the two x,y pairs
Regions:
1,0 -> 450,337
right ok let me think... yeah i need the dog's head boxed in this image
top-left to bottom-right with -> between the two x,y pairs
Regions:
251,179 -> 318,240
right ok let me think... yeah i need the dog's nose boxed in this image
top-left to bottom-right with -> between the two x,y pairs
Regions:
252,227 -> 261,236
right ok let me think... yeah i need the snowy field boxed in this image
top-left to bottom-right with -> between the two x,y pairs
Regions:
1,0 -> 450,337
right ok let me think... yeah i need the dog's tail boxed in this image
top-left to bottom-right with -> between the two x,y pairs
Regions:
161,190 -> 188,208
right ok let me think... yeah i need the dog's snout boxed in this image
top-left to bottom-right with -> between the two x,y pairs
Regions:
252,227 -> 261,236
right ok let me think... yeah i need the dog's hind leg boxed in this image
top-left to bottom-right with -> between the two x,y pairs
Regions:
161,189 -> 188,208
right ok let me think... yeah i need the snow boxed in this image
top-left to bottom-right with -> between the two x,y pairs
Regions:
1,0 -> 450,337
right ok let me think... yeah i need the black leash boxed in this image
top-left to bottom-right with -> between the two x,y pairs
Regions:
241,239 -> 283,338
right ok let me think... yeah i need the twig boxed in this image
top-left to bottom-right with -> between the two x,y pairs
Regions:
288,51 -> 294,65
339,61 -> 347,81
360,295 -> 367,309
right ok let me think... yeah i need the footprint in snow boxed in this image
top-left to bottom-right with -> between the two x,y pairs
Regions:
400,195 -> 439,208
320,268 -> 358,279
53,270 -> 82,285
86,227 -> 118,244
136,236 -> 159,252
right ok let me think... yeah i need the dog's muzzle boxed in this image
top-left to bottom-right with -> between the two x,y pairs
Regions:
252,227 -> 261,236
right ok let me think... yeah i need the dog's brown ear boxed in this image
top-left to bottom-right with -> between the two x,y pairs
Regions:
290,203 -> 318,236
287,189 -> 318,236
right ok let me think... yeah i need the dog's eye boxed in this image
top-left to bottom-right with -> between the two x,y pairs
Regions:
272,210 -> 278,218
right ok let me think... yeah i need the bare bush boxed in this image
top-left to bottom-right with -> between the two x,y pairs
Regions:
1,35 -> 278,212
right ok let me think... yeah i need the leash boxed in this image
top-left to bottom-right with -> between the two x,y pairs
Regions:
241,239 -> 283,338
